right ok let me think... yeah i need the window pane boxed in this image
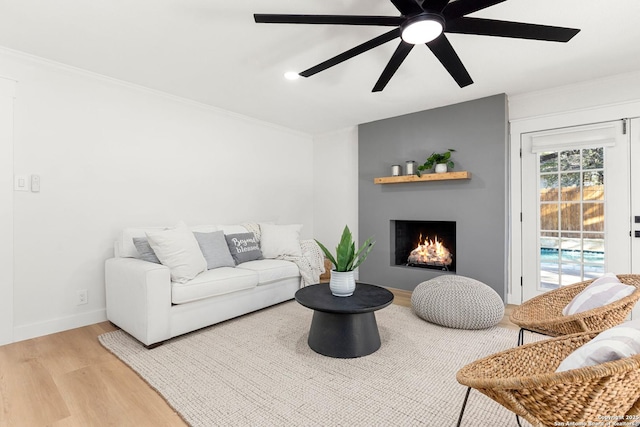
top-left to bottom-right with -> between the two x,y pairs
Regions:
540,152 -> 558,172
560,149 -> 580,171
583,171 -> 604,201
583,235 -> 604,251
582,147 -> 603,169
583,203 -> 604,231
560,173 -> 581,201
560,234 -> 581,251
541,248 -> 559,261
537,145 -> 607,291
584,265 -> 604,280
540,261 -> 560,290
560,203 -> 581,231
561,249 -> 582,263
560,263 -> 583,286
540,234 -> 559,250
540,174 -> 559,201
541,203 -> 558,230
583,250 -> 604,265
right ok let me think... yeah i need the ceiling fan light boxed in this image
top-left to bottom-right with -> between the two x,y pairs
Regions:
284,71 -> 300,80
401,14 -> 444,45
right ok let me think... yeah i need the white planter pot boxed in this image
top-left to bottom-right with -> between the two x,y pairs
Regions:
329,270 -> 356,297
435,163 -> 448,173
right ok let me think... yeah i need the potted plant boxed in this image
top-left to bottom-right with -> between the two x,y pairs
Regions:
416,149 -> 456,176
315,225 -> 375,297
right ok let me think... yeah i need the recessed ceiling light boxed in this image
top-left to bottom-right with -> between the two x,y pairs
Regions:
284,71 -> 300,80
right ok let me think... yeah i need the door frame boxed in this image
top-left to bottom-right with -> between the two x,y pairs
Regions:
509,100 -> 640,305
520,120 -> 629,301
630,118 -> 640,319
0,77 -> 16,345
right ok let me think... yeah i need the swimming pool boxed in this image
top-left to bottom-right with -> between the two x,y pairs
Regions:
540,248 -> 604,264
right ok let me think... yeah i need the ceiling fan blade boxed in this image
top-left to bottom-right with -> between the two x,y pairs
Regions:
372,42 -> 414,92
446,17 -> 580,42
300,29 -> 401,77
426,35 -> 473,87
422,0 -> 450,13
254,14 -> 403,26
390,0 -> 424,15
443,0 -> 506,20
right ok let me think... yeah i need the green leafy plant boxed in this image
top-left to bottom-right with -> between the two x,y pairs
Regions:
315,225 -> 375,272
416,149 -> 456,177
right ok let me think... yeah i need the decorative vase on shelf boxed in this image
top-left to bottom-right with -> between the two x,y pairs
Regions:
435,163 -> 448,173
329,270 -> 356,297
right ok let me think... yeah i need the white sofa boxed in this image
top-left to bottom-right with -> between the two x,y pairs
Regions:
105,223 -> 313,347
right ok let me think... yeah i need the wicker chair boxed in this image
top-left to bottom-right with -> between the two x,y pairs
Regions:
456,331 -> 640,427
510,274 -> 640,345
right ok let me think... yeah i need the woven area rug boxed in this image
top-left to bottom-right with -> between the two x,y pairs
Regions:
99,301 -> 536,426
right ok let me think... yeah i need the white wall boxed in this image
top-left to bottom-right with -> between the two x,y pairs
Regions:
312,127 -> 359,254
0,77 -> 16,345
509,70 -> 640,121
1,49 -> 314,342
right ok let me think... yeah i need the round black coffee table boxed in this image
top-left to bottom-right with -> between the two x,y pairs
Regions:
295,283 -> 394,358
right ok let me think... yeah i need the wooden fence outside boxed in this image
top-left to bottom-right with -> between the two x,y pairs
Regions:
540,185 -> 604,232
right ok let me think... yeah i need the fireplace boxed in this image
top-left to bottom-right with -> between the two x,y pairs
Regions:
392,220 -> 456,272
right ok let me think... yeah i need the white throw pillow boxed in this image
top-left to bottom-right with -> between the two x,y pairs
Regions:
556,318 -> 640,372
562,273 -> 635,316
217,224 -> 248,235
259,223 -> 303,258
146,221 -> 207,284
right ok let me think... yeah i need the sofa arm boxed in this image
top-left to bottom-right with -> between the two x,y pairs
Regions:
105,257 -> 172,346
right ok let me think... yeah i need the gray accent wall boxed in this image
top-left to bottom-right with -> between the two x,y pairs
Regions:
358,94 -> 508,300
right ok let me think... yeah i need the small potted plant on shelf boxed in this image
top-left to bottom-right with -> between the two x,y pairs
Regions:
416,149 -> 456,176
315,225 -> 375,297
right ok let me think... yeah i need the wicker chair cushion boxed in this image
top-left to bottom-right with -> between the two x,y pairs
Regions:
456,331 -> 640,427
411,275 -> 504,330
563,273 -> 635,315
557,318 -> 640,372
509,274 -> 640,338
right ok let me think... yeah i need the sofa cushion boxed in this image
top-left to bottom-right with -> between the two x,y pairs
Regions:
194,230 -> 235,269
132,237 -> 161,264
120,227 -> 165,258
225,232 -> 263,264
260,223 -> 303,258
171,267 -> 258,304
236,259 -> 300,285
118,225 -> 217,258
146,221 -> 207,284
217,224 -> 248,235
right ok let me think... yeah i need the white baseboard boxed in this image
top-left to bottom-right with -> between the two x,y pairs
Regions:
12,309 -> 107,343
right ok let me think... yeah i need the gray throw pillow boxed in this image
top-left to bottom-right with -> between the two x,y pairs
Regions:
225,232 -> 263,265
132,237 -> 161,264
194,230 -> 236,269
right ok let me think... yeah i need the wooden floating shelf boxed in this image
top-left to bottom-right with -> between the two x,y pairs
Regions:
374,171 -> 471,184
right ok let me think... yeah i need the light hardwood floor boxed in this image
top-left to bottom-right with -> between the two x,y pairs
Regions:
0,289 -> 518,426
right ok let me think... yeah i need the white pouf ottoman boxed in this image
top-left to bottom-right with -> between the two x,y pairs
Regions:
411,275 -> 504,329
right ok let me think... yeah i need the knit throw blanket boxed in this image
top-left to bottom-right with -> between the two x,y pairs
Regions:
243,223 -> 325,287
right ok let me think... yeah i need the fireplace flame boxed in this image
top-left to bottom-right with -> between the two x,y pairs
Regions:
407,233 -> 453,266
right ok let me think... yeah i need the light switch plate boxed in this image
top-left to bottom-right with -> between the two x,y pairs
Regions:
14,175 -> 28,191
31,175 -> 40,192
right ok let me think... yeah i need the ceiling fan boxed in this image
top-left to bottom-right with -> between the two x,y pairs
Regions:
254,0 -> 580,92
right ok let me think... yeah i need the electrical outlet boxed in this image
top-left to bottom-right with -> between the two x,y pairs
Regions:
77,289 -> 88,305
